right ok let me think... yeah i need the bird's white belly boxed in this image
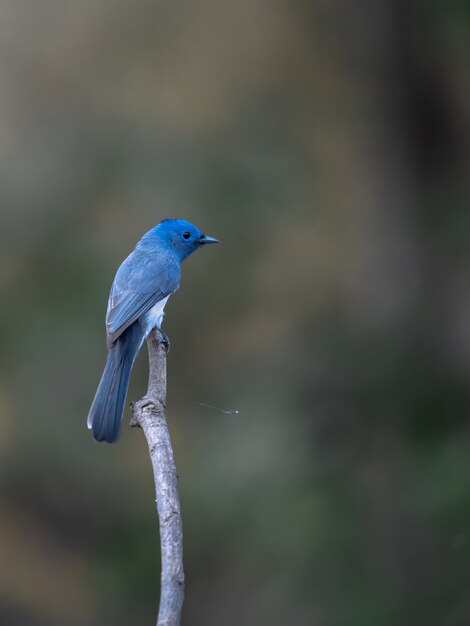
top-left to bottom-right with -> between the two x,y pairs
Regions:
143,295 -> 170,335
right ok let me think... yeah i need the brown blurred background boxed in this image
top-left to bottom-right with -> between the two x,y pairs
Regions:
0,1 -> 470,625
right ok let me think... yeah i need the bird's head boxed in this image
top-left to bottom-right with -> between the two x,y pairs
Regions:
152,218 -> 219,261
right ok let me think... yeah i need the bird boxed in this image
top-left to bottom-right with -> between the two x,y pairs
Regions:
87,218 -> 219,443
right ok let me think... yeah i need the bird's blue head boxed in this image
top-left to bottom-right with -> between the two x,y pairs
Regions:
149,218 -> 219,261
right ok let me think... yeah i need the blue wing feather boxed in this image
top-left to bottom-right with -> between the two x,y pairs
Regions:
106,247 -> 180,346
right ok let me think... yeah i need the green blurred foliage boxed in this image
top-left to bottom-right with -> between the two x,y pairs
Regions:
0,1 -> 469,625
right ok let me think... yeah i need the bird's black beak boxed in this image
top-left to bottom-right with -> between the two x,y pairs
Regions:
199,234 -> 219,245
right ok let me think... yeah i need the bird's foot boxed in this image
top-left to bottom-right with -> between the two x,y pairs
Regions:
159,330 -> 170,353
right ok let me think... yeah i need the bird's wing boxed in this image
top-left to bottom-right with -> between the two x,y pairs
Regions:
105,249 -> 180,346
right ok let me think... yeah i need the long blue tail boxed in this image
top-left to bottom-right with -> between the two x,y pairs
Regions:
87,322 -> 144,443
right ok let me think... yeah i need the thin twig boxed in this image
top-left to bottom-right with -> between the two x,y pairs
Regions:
130,329 -> 184,626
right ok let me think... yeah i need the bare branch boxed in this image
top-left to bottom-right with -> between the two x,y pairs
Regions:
130,329 -> 184,626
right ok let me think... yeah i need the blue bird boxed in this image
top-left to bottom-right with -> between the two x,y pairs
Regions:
87,218 -> 219,443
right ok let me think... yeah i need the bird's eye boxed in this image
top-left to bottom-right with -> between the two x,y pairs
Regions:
182,232 -> 191,240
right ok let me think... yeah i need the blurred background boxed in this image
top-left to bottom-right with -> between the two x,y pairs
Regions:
0,1 -> 469,625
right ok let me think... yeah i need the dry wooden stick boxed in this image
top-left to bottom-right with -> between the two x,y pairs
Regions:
130,329 -> 184,626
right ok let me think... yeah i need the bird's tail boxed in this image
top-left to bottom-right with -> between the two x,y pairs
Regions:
87,322 -> 144,443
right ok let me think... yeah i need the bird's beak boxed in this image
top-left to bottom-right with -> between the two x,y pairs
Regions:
199,234 -> 219,244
